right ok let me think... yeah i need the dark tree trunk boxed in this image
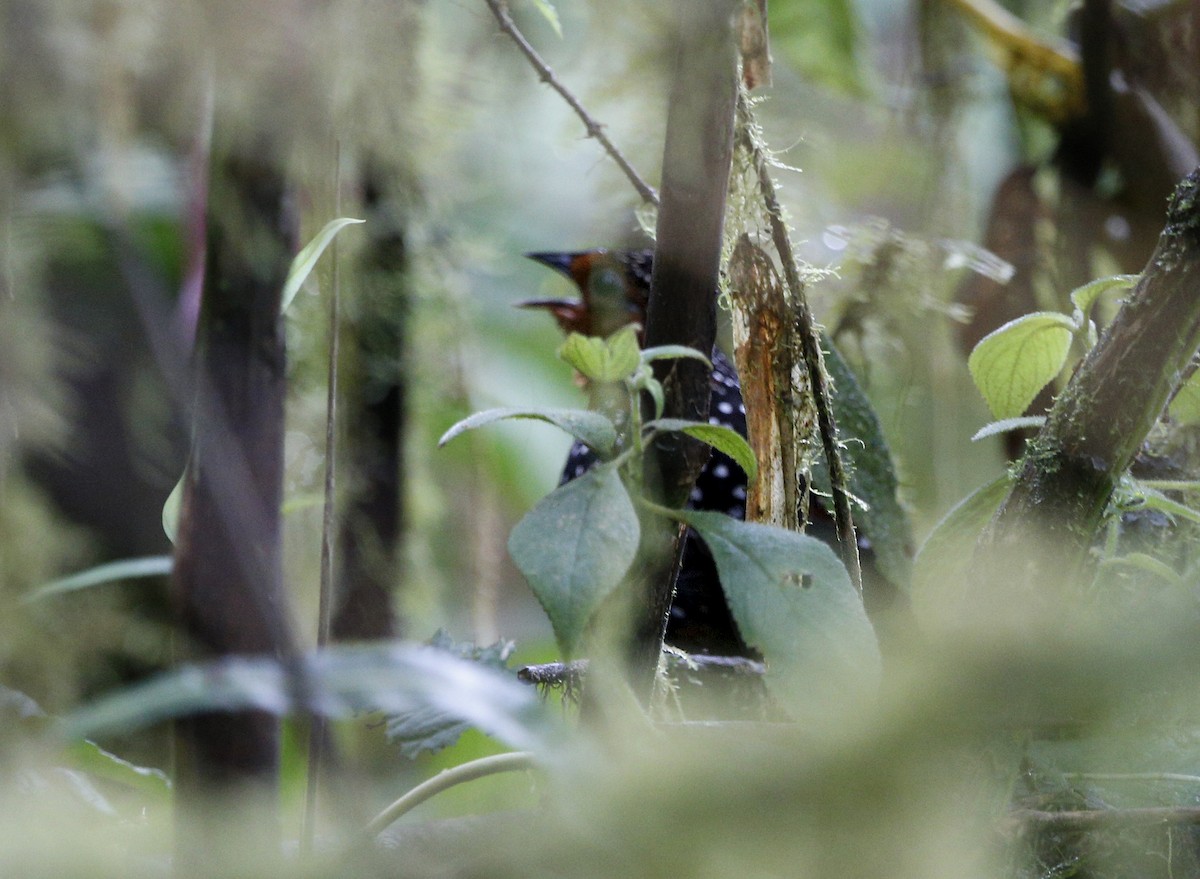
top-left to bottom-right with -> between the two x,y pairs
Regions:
622,0 -> 739,696
170,136 -> 295,873
332,164 -> 407,642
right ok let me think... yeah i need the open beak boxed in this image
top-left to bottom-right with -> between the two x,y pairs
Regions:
524,251 -> 577,277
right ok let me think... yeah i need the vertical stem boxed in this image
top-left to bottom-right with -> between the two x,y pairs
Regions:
625,0 -> 739,695
303,139 -> 343,854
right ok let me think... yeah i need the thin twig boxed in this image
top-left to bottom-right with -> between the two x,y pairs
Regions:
735,92 -> 863,593
483,0 -> 659,207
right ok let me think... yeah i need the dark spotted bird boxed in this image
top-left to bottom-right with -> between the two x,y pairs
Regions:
521,248 -> 753,656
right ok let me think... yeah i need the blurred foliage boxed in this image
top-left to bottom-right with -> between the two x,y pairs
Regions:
0,0 -> 1198,876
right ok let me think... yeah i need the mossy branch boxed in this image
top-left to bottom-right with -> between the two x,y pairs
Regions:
974,166 -> 1200,605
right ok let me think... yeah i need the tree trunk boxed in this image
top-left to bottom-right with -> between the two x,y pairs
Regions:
170,137 -> 295,873
623,0 -> 739,696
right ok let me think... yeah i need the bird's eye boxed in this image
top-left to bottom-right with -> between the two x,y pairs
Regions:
587,267 -> 626,304
586,267 -> 634,337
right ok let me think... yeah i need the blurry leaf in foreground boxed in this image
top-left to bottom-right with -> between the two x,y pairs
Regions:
912,474 -> 1012,626
67,740 -> 171,799
677,510 -> 880,715
385,630 -> 517,759
63,644 -> 561,756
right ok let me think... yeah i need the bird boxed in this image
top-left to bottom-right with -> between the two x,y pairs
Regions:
521,248 -> 754,657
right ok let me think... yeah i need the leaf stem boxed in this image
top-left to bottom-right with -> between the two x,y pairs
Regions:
362,752 -> 538,838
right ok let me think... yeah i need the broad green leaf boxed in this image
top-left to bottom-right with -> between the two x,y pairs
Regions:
507,464 -> 639,657
640,345 -> 711,369
1069,274 -> 1138,319
527,0 -> 562,36
67,740 -> 171,798
162,471 -> 184,544
971,415 -> 1047,442
676,510 -> 880,716
281,217 -> 365,313
438,407 -> 617,458
1169,370 -> 1200,425
911,474 -> 1013,625
968,312 -> 1076,419
64,644 -> 559,755
24,555 -> 173,604
647,418 -> 758,482
558,326 -> 640,383
812,334 -> 914,591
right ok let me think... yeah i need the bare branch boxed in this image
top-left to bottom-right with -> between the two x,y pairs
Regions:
482,0 -> 659,207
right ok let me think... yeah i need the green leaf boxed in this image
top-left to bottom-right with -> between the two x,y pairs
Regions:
162,471 -> 184,544
968,312 -> 1076,419
911,474 -> 1013,625
812,334 -> 914,591
639,345 -> 712,369
526,0 -> 562,36
64,644 -> 559,754
676,510 -> 880,715
647,418 -> 758,482
438,407 -> 617,458
67,740 -> 171,798
24,555 -> 173,604
507,464 -> 640,657
971,415 -> 1047,442
281,216 -> 365,313
1169,370 -> 1200,425
558,326 -> 640,383
1069,274 -> 1139,319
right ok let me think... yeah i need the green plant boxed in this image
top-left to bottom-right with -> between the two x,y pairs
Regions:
440,325 -> 880,713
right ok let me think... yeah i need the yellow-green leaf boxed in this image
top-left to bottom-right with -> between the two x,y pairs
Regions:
968,312 -> 1075,419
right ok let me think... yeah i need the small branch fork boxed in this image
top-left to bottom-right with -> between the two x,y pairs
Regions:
483,0 -> 660,207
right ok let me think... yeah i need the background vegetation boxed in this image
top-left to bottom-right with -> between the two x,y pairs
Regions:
1,0 -> 1198,876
